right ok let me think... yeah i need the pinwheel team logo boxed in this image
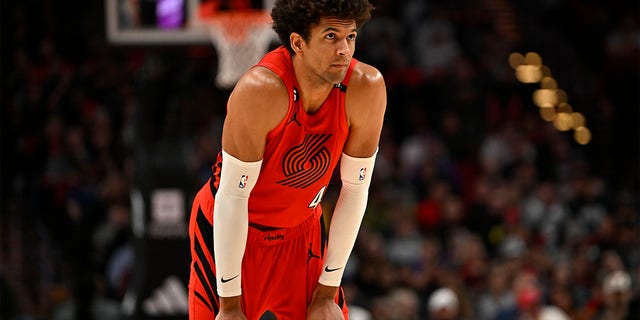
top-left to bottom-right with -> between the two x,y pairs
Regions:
277,134 -> 332,189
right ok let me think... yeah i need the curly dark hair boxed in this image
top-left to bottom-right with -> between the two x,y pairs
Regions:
271,0 -> 375,54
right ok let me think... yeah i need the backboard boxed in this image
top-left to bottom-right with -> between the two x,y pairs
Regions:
105,0 -> 275,45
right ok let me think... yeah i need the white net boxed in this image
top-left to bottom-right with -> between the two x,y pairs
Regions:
206,11 -> 277,88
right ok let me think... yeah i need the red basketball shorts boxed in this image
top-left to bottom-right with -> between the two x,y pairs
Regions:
188,179 -> 349,319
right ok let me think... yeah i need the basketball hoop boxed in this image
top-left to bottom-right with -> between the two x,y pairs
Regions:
200,10 -> 277,89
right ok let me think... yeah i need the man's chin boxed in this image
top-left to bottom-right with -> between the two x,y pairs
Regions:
325,72 -> 347,85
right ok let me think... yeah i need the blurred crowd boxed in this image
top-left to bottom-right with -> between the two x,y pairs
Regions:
1,0 -> 638,320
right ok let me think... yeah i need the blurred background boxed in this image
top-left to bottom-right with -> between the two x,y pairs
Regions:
1,0 -> 638,319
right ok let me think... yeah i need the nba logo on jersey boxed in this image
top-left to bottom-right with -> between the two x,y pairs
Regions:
239,175 -> 248,188
359,168 -> 366,181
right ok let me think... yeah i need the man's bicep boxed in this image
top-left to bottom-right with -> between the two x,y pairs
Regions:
343,75 -> 386,158
221,69 -> 287,162
221,95 -> 266,162
343,118 -> 383,157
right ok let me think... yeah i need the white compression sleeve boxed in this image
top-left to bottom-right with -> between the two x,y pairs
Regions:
319,149 -> 377,287
213,150 -> 262,297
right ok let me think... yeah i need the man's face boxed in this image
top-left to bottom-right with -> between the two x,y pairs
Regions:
301,17 -> 357,84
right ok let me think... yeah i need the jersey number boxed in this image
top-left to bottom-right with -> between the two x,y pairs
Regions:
308,186 -> 327,209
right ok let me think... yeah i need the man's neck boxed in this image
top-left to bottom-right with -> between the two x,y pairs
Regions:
291,57 -> 336,114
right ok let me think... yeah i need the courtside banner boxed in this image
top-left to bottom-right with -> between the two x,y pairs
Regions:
124,187 -> 192,320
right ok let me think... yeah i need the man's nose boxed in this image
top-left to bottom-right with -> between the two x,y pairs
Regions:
336,39 -> 351,56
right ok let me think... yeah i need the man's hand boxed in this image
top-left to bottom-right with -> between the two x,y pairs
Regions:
216,296 -> 246,320
306,284 -> 344,320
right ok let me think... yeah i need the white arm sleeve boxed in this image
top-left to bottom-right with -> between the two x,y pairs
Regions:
319,149 -> 377,287
213,150 -> 262,297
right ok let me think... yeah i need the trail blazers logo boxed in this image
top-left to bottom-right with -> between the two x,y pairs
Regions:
277,134 -> 332,188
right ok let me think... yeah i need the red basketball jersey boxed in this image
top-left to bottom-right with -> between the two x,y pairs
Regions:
236,46 -> 356,228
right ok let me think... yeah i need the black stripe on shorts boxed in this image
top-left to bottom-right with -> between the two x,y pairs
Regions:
194,207 -> 219,312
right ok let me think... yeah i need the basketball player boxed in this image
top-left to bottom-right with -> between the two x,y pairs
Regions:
188,0 -> 386,319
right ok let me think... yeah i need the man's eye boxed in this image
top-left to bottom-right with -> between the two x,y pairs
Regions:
325,33 -> 335,39
347,34 -> 357,41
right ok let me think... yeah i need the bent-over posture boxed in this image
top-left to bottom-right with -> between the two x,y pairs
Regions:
188,1 -> 386,319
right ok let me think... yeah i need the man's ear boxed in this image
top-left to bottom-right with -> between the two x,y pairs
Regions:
290,32 -> 304,54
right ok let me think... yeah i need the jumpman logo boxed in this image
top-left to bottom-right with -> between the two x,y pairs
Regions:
286,111 -> 301,127
307,243 -> 320,262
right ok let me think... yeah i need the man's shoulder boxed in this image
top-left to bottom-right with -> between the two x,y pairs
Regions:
226,65 -> 290,135
350,61 -> 384,88
347,61 -> 385,97
234,66 -> 288,98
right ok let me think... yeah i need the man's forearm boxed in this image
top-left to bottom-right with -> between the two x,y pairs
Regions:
319,151 -> 377,286
214,150 -> 262,296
